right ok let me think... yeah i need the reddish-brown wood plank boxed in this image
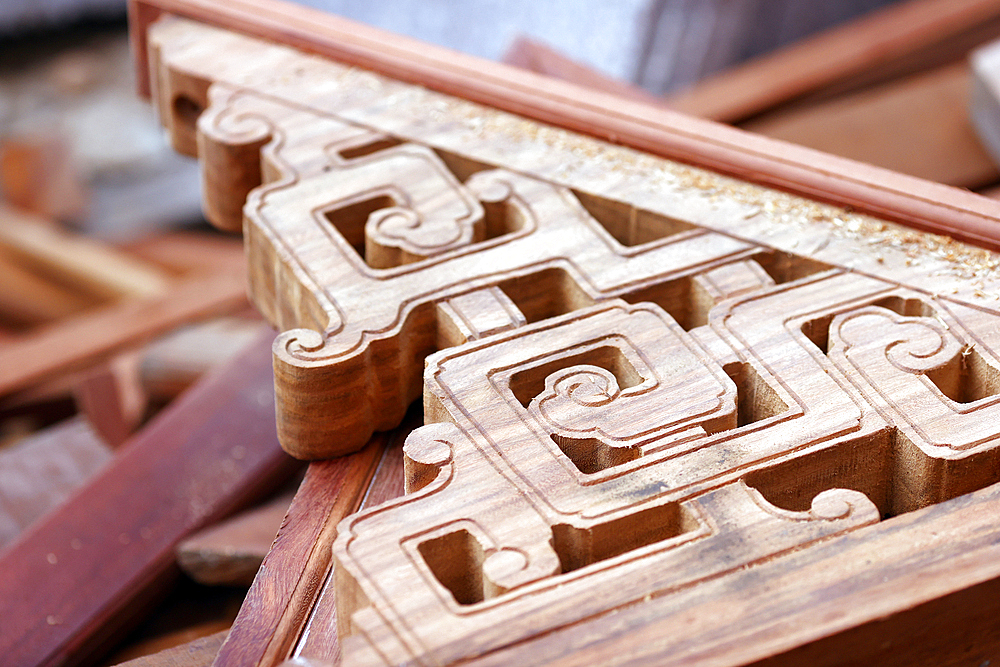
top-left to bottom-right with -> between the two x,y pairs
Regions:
213,436 -> 386,666
0,330 -> 296,667
127,0 -> 1000,251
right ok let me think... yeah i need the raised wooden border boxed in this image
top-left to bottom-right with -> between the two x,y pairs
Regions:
127,0 -> 1000,252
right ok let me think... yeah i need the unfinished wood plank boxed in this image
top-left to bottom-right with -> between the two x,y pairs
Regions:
0,330 -> 296,667
666,0 -> 1000,122
128,0 -> 1000,250
0,247 -> 95,328
744,63 -> 999,189
111,630 -> 226,667
0,417 -> 111,550
176,489 -> 295,586
0,204 -> 172,301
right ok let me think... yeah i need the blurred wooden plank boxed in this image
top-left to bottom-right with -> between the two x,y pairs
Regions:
176,490 -> 295,586
0,204 -> 172,301
0,248 -> 94,328
111,630 -> 226,667
0,417 -> 112,550
139,317 -> 262,399
667,0 -> 1000,122
0,330 -> 297,667
0,268 -> 249,398
125,231 -> 245,278
73,353 -> 148,448
0,136 -> 88,223
744,63 -> 999,189
499,35 -> 996,190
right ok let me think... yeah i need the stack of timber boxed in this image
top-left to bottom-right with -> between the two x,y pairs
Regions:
0,198 -> 303,664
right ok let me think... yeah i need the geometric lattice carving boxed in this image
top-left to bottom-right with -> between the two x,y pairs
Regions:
145,16 -> 1000,667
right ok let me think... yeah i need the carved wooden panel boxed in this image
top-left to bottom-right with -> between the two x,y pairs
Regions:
141,14 -> 1000,667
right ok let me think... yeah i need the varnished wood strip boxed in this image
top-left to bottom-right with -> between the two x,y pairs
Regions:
667,0 -> 1000,122
213,436 -> 386,666
127,0 -> 1000,251
0,269 -> 249,398
0,331 -> 296,667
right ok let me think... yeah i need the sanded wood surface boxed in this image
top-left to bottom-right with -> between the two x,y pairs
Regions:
0,330 -> 295,667
127,0 -> 1000,250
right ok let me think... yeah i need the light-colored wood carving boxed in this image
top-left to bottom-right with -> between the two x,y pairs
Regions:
142,15 -> 1000,667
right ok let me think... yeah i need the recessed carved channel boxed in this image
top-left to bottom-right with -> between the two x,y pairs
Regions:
418,529 -> 487,605
571,190 -> 697,247
498,269 -> 595,325
419,501 -> 697,606
552,501 -> 695,573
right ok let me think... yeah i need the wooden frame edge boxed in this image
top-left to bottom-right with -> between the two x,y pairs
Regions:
127,0 -> 1000,252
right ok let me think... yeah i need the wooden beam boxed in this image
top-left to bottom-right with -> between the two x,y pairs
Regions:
0,417 -> 112,550
127,0 -> 1000,252
0,269 -> 248,398
213,432 -> 391,666
0,330 -> 296,667
0,205 -> 172,301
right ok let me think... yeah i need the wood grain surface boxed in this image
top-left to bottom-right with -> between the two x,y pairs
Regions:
135,13 -> 1000,667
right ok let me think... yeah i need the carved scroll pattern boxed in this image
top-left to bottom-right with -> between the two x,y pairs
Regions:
146,35 -> 1000,667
